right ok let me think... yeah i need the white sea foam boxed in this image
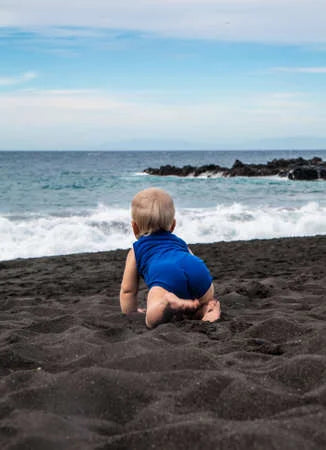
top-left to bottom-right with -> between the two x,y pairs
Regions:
1,202 -> 326,261
186,172 -> 225,179
177,202 -> 326,243
0,205 -> 132,261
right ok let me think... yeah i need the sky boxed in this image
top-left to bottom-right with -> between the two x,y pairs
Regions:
0,0 -> 326,150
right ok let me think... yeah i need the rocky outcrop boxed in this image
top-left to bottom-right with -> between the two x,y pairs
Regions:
144,163 -> 227,177
144,156 -> 326,180
288,165 -> 326,180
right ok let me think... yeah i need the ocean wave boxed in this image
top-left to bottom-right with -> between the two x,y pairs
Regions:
0,205 -> 132,261
1,202 -> 326,261
178,202 -> 326,243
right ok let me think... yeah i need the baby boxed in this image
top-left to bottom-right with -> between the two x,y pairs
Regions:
120,187 -> 221,328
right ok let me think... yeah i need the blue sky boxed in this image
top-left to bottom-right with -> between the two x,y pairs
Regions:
0,1 -> 326,150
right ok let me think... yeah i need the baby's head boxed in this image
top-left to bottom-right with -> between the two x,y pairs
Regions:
131,188 -> 175,238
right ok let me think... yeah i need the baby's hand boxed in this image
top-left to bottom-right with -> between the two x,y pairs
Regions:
137,308 -> 146,314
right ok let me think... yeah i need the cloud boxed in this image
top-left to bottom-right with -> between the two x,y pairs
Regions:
0,0 -> 326,44
273,67 -> 326,73
0,88 -> 325,150
0,71 -> 37,86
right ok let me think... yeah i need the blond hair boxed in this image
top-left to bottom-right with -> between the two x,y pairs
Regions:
131,188 -> 175,238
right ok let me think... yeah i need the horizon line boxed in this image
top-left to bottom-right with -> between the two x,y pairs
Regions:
1,148 -> 326,152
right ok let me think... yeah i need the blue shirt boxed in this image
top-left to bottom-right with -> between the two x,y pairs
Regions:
133,230 -> 212,299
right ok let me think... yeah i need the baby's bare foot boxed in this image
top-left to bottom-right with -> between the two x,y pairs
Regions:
201,300 -> 221,322
165,293 -> 200,312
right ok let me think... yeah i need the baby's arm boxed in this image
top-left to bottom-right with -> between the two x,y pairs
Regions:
120,248 -> 139,314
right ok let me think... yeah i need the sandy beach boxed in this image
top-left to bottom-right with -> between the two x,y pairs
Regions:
1,235 -> 326,449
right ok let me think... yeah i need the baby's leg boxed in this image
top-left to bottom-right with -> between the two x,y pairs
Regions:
196,283 -> 221,322
146,286 -> 200,329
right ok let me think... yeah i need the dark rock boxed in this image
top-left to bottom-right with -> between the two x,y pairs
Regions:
311,156 -> 323,165
144,156 -> 326,180
184,165 -> 195,176
319,167 -> 326,180
288,166 -> 319,180
232,159 -> 245,169
228,164 -> 259,177
144,164 -> 226,177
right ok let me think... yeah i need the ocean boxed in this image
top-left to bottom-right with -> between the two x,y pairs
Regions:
1,150 -> 326,261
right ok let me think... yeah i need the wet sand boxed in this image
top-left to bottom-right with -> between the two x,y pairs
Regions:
1,236 -> 326,449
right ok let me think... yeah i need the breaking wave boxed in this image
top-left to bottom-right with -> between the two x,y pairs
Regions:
1,202 -> 326,261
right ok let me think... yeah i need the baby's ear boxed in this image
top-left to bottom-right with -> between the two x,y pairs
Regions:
131,221 -> 140,238
170,219 -> 176,233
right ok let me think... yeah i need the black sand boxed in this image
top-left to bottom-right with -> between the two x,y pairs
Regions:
1,236 -> 326,449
